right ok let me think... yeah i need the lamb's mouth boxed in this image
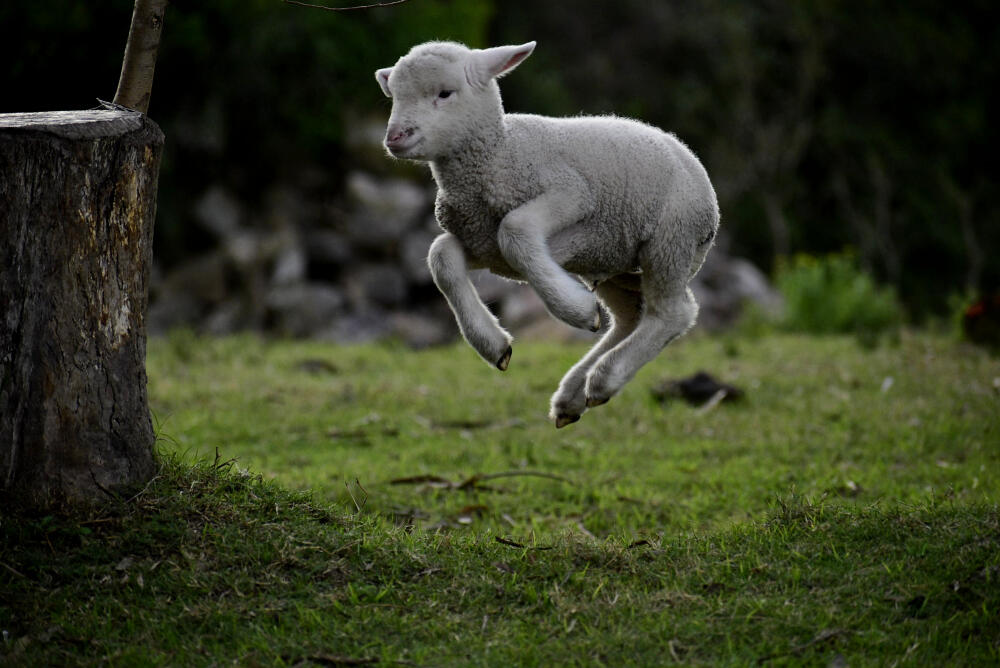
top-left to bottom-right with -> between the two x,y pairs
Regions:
387,137 -> 424,158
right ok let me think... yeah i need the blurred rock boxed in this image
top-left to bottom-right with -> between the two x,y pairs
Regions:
346,263 -> 409,308
271,243 -> 307,286
320,307 -> 392,344
303,228 -> 352,273
495,278 -> 597,341
148,253 -> 228,335
343,116 -> 394,172
516,315 -> 598,343
266,283 -> 345,338
345,117 -> 388,151
343,171 -> 430,247
500,282 -> 548,329
149,170 -> 780,346
194,186 -> 242,239
203,298 -> 250,336
400,229 -> 437,284
265,185 -> 315,230
223,231 -> 261,268
155,251 -> 229,304
691,250 -> 781,330
389,310 -> 455,349
472,270 -> 518,305
148,291 -> 203,335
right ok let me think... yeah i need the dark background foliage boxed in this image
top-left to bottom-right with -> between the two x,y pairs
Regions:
3,0 -> 996,318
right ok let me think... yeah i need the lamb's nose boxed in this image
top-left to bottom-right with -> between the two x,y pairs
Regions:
385,125 -> 414,148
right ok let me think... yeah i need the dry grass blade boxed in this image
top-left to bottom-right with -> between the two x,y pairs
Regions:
757,629 -> 848,664
0,561 -> 29,579
668,640 -> 684,663
291,654 -> 380,666
344,479 -> 368,513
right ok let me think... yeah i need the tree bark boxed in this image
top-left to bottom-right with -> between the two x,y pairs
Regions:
113,0 -> 169,114
0,110 -> 163,508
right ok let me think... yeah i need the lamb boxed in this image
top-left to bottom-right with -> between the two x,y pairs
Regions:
375,40 -> 719,428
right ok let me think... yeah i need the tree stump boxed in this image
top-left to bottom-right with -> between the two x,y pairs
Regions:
1,110 -> 163,508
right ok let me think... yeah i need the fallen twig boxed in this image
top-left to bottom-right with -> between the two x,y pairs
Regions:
388,470 -> 572,491
328,426 -> 399,442
694,388 -> 729,416
495,536 -> 554,550
458,470 -> 573,490
389,475 -> 453,486
213,446 -> 238,470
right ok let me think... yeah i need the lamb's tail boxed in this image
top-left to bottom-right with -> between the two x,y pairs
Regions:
689,210 -> 719,281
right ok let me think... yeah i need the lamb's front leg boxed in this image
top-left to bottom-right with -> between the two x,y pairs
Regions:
496,191 -> 600,332
427,233 -> 513,370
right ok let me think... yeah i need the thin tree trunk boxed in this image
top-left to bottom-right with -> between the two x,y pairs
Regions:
762,191 -> 791,260
0,110 -> 164,508
941,176 -> 982,293
113,0 -> 169,114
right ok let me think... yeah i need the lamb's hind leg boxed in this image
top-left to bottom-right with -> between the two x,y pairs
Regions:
584,255 -> 699,407
549,277 -> 643,428
427,233 -> 513,370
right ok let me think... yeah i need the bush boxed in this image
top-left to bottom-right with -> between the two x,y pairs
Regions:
776,252 -> 905,346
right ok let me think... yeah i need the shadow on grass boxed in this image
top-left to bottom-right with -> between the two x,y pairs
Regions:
2,455 -> 998,665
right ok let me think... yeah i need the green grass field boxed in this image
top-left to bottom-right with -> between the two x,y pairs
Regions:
2,331 -> 998,665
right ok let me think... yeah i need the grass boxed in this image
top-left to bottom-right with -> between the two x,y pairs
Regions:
2,330 -> 999,665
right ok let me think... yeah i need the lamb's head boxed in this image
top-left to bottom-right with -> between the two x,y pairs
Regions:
375,40 -> 535,161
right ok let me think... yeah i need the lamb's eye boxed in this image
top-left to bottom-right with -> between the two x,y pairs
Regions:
437,90 -> 454,99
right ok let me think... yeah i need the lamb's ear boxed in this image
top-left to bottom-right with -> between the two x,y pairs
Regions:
375,67 -> 393,97
471,41 -> 536,84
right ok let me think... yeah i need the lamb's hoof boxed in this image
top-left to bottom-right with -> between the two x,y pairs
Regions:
496,346 -> 512,371
589,310 -> 602,333
585,395 -> 609,408
555,413 -> 580,429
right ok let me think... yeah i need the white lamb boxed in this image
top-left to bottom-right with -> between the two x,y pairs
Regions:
375,40 -> 719,428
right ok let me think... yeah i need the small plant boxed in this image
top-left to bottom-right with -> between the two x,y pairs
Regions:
961,293 -> 1000,351
775,252 -> 905,346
